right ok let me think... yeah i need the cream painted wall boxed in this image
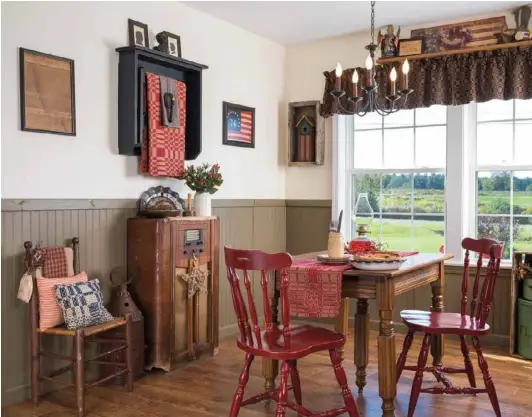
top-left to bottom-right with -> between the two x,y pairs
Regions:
1,1 -> 286,199
284,10 -> 527,200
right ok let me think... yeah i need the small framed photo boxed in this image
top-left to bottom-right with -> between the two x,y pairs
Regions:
398,37 -> 424,57
128,19 -> 149,48
19,48 -> 76,135
155,31 -> 182,58
222,102 -> 255,149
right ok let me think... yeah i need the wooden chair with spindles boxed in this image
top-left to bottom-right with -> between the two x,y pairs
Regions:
224,246 -> 360,417
396,237 -> 504,417
25,238 -> 134,417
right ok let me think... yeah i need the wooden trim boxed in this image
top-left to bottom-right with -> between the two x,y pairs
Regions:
1,198 -> 287,211
1,199 -> 138,211
287,162 -> 319,167
377,40 -> 532,64
285,200 -> 332,208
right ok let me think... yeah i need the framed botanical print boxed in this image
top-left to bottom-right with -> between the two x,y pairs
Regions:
222,101 -> 255,148
19,48 -> 76,135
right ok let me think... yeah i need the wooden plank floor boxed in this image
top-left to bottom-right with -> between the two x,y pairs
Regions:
3,330 -> 532,417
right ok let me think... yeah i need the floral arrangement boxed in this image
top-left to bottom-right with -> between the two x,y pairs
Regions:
177,162 -> 223,194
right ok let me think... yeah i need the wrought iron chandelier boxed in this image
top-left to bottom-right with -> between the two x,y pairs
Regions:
331,1 -> 413,116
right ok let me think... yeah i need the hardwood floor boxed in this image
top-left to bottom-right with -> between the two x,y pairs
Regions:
3,330 -> 532,417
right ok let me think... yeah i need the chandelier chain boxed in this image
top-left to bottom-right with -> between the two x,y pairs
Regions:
370,1 -> 375,46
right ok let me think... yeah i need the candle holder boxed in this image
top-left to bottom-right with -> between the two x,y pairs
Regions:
331,89 -> 346,99
348,96 -> 363,105
399,88 -> 414,96
386,94 -> 401,103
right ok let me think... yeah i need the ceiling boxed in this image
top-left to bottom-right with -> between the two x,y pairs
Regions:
182,1 -> 528,45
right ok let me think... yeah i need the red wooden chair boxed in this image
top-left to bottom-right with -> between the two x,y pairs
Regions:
396,238 -> 504,417
224,246 -> 359,417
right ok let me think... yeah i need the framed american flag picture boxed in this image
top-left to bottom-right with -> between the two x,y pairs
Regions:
222,101 -> 255,148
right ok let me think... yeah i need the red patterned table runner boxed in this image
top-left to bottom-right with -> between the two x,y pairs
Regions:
286,251 -> 419,318
140,73 -> 186,177
286,259 -> 350,318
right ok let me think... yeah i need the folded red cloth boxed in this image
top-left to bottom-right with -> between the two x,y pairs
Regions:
140,72 -> 186,177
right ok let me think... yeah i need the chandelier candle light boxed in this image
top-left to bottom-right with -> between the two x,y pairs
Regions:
332,1 -> 413,116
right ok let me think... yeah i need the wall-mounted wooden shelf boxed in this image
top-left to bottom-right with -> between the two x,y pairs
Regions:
377,39 -> 532,65
287,100 -> 324,166
116,46 -> 208,159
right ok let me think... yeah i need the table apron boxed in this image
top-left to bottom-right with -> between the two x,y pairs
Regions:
342,276 -> 377,299
340,264 -> 441,299
393,264 -> 441,296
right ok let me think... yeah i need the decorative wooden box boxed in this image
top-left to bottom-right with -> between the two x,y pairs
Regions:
127,216 -> 219,371
115,46 -> 208,159
509,250 -> 532,360
288,100 -> 324,166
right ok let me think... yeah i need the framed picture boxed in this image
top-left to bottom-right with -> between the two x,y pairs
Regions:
398,37 -> 424,56
128,19 -> 149,48
222,102 -> 255,148
19,48 -> 76,136
411,16 -> 505,53
154,31 -> 182,58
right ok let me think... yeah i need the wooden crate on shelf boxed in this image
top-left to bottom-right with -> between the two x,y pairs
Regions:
288,100 -> 324,166
509,250 -> 532,359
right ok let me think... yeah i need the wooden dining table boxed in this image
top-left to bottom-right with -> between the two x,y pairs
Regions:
261,251 -> 454,417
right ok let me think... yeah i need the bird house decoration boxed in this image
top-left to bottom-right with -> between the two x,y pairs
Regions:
288,100 -> 324,166
296,114 -> 316,162
100,267 -> 145,383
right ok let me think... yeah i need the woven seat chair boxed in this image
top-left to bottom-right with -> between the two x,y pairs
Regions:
25,238 -> 134,417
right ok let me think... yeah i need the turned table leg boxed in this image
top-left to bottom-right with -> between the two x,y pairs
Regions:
262,287 -> 280,406
430,263 -> 445,367
377,279 -> 396,417
335,298 -> 349,361
354,298 -> 369,393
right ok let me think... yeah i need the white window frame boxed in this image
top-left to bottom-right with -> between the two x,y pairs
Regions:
470,100 -> 532,259
333,105 -> 473,265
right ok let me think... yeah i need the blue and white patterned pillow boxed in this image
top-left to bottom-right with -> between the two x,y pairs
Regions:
54,279 -> 114,330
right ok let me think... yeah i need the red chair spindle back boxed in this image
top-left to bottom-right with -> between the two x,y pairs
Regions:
224,247 -> 293,346
460,238 -> 503,328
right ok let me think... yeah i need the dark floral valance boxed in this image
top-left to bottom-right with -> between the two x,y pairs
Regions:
320,44 -> 532,117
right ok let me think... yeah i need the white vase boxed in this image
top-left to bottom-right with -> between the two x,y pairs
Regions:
194,192 -> 212,216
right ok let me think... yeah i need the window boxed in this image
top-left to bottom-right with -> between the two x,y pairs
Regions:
475,99 -> 532,259
335,99 -> 532,263
350,106 -> 447,252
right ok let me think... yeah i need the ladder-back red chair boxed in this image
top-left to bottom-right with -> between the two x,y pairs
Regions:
396,238 -> 504,417
224,246 -> 359,417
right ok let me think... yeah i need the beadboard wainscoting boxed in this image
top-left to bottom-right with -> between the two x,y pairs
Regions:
1,199 -> 285,406
1,198 -> 512,406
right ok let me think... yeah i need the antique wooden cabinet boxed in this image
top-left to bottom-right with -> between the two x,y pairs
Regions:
127,216 -> 219,371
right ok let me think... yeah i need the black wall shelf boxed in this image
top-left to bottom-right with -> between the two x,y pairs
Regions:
116,46 -> 208,160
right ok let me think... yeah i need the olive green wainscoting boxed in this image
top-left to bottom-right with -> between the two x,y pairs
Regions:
1,198 -> 285,406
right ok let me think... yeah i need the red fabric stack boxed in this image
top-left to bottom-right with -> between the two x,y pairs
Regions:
140,73 -> 186,177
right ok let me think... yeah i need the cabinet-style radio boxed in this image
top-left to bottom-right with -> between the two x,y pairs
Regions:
127,216 -> 219,371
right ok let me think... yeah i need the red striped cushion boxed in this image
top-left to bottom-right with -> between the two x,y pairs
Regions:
36,272 -> 88,330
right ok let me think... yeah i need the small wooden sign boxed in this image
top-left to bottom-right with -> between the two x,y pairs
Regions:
398,38 -> 424,56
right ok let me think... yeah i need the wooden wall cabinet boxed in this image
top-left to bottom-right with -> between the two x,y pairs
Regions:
116,46 -> 208,159
127,216 -> 219,371
288,100 -> 324,166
